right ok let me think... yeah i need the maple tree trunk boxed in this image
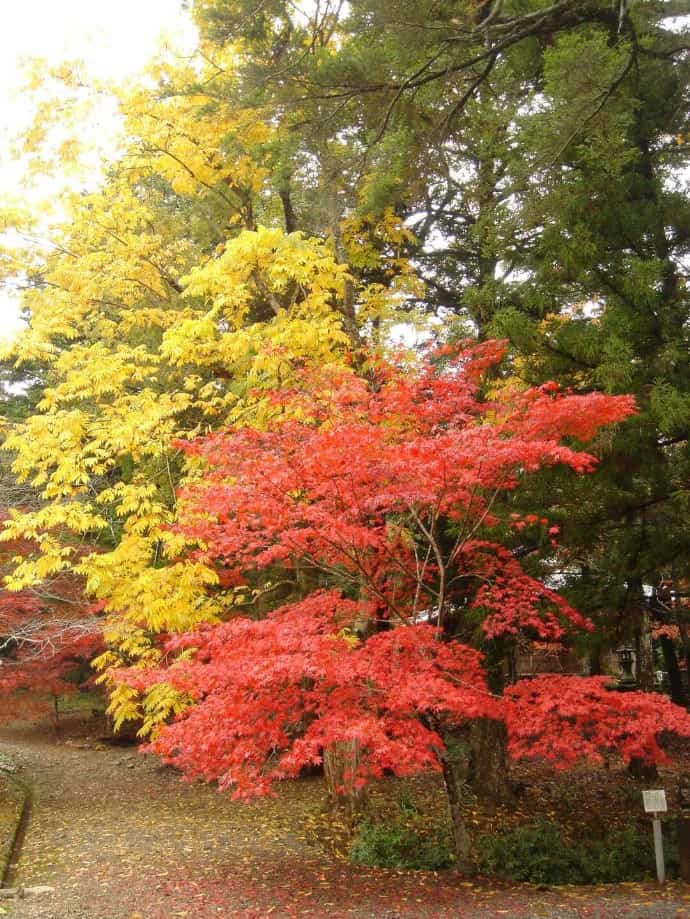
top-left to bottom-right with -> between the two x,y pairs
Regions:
51,694 -> 62,737
467,717 -> 512,802
323,741 -> 366,824
438,746 -> 473,872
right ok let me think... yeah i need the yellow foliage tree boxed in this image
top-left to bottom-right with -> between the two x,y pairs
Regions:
0,46 -> 424,725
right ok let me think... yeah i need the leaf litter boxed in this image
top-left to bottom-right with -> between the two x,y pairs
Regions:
0,711 -> 688,918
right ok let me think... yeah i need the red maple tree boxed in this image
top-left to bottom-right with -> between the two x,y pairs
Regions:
119,343 -> 690,866
0,518 -> 103,719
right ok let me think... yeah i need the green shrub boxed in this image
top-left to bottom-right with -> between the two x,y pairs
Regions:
351,803 -> 677,882
350,798 -> 454,870
576,824 -> 653,883
476,819 -> 663,885
476,819 -> 584,884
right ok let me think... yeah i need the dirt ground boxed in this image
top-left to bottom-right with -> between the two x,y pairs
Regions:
1,713 -> 689,919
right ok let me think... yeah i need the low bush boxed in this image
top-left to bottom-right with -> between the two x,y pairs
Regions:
350,797 -> 454,870
476,818 -> 666,884
350,798 -> 678,883
476,819 -> 582,884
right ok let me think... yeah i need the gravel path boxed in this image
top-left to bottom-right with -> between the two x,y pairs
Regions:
1,719 -> 689,918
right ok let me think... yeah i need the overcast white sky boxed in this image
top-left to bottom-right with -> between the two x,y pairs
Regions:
0,0 -> 196,341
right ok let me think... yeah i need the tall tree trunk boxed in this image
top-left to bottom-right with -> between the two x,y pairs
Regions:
630,584 -> 659,779
628,576 -> 654,691
466,717 -> 512,802
635,607 -> 655,692
588,648 -> 602,675
279,184 -> 298,234
660,634 -> 687,706
679,622 -> 690,700
323,740 -> 366,825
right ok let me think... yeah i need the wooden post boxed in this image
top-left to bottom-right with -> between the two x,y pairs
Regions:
642,790 -> 667,885
652,816 -> 665,884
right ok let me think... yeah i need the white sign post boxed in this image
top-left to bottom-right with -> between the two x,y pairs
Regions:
642,790 -> 667,884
